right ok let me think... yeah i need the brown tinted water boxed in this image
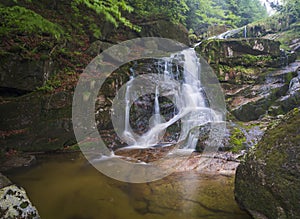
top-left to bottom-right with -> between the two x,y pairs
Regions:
6,153 -> 251,219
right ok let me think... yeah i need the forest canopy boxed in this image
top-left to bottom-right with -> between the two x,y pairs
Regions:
128,0 -> 268,32
1,0 -> 268,38
1,0 -> 298,41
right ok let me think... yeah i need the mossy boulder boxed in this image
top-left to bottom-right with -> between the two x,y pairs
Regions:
195,38 -> 292,85
235,109 -> 300,219
196,38 -> 281,67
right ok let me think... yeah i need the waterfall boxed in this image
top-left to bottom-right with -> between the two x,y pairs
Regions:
152,85 -> 161,126
154,86 -> 160,115
122,47 -> 220,150
209,26 -> 247,39
123,76 -> 137,145
244,26 -> 247,38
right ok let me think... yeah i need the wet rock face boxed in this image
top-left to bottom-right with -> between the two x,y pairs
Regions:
229,63 -> 300,121
0,55 -> 57,92
0,91 -> 76,151
0,185 -> 40,219
235,109 -> 300,219
196,38 -> 297,86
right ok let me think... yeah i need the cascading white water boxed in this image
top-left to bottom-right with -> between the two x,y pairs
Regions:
209,26 -> 247,39
123,76 -> 137,145
122,47 -> 220,150
244,26 -> 247,38
153,85 -> 161,125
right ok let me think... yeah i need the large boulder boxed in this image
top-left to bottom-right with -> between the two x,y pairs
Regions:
0,91 -> 76,151
195,38 -> 297,85
0,55 -> 57,92
196,38 -> 281,67
235,109 -> 300,219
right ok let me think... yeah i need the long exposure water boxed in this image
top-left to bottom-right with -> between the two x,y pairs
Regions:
7,154 -> 251,219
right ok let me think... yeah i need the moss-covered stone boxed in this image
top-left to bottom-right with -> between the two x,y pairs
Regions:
235,109 -> 300,219
196,38 -> 281,67
229,127 -> 247,153
195,38 -> 287,86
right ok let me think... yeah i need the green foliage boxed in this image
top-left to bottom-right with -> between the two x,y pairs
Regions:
277,21 -> 300,48
36,76 -> 61,92
128,0 -> 189,24
0,5 -> 64,39
233,0 -> 268,26
178,0 -> 267,34
271,0 -> 300,23
72,0 -> 140,32
210,0 -> 267,27
0,0 -> 269,41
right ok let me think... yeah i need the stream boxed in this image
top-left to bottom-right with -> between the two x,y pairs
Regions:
6,153 -> 251,219
3,39 -> 254,219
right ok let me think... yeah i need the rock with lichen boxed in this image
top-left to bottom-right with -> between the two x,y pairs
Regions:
0,185 -> 40,219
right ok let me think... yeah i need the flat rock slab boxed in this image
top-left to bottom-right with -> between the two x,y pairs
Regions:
115,147 -> 240,176
114,144 -> 177,163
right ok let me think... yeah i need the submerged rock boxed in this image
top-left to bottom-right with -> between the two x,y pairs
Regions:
235,109 -> 300,219
0,185 -> 40,219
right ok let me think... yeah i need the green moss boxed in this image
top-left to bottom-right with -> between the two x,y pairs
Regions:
236,108 -> 300,218
240,54 -> 273,66
229,127 -> 246,153
36,75 -> 61,92
20,201 -> 29,209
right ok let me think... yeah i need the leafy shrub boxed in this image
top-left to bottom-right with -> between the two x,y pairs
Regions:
0,5 -> 64,39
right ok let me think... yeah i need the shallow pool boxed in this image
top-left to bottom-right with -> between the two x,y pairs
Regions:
7,153 -> 251,219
